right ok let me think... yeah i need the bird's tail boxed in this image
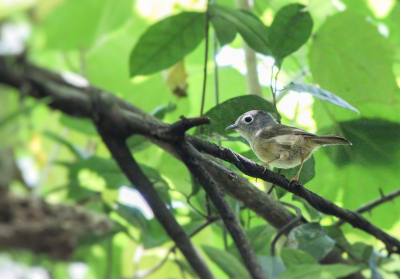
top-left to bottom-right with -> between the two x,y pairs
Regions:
310,135 -> 352,146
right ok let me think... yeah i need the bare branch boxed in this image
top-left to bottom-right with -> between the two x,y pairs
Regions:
0,55 -> 374,278
0,193 -> 114,259
95,135 -> 215,279
173,140 -> 266,279
336,188 -> 400,226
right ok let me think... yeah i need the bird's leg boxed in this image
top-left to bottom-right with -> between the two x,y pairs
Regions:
262,152 -> 289,174
291,157 -> 305,182
261,158 -> 278,174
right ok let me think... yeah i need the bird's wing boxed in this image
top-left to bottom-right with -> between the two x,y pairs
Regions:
256,125 -> 317,146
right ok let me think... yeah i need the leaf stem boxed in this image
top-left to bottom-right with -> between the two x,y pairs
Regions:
200,2 -> 211,123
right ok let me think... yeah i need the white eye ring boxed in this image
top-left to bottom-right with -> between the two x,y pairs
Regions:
243,116 -> 253,124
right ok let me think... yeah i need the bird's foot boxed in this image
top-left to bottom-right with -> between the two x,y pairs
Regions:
289,175 -> 299,186
262,163 -> 270,174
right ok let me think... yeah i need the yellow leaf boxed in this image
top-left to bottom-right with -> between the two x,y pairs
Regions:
162,60 -> 188,98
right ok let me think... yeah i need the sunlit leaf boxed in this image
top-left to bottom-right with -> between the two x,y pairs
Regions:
268,4 -> 312,64
42,0 -> 132,49
129,12 -> 205,77
210,15 -> 237,46
162,61 -> 188,98
320,119 -> 400,166
198,95 -> 275,137
59,115 -> 98,136
209,5 -> 271,55
0,97 -> 52,128
282,82 -> 359,114
43,130 -> 87,160
115,203 -> 169,249
309,11 -> 399,107
67,157 -> 129,189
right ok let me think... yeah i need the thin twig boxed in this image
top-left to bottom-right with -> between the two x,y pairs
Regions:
269,64 -> 282,123
266,64 -> 282,195
235,0 -> 263,96
336,188 -> 400,226
170,129 -> 266,279
0,55 -> 380,277
199,2 -> 210,120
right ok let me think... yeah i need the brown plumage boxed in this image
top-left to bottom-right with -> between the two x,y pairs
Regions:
226,110 -> 352,182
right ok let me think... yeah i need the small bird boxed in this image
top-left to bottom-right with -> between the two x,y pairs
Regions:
226,110 -> 351,181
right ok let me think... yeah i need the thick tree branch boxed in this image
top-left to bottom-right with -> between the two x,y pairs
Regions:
165,119 -> 265,279
190,141 -> 400,254
94,134 -> 215,279
0,55 -> 376,278
0,193 -> 115,259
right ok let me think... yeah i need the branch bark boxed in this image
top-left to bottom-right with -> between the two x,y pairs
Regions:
95,134 -> 215,279
0,55 -> 377,278
0,193 -> 115,259
165,118 -> 265,279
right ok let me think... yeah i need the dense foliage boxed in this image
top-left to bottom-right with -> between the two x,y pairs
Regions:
1,0 -> 400,278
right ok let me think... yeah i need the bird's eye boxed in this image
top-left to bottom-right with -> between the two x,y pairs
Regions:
244,116 -> 253,124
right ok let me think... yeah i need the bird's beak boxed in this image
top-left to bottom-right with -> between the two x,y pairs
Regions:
225,124 -> 238,130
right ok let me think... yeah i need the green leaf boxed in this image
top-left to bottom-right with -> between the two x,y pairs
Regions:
66,157 -> 171,206
282,82 -> 359,114
319,119 -> 400,167
292,193 -> 322,221
210,15 -> 237,46
198,95 -> 275,137
276,263 -> 361,279
346,242 -> 384,278
286,223 -> 335,261
280,155 -> 315,185
209,5 -> 271,55
387,2 -> 400,46
280,248 -> 317,268
115,203 -> 169,249
258,256 -> 286,279
309,11 -> 399,108
189,173 -> 202,198
59,115 -> 98,136
228,224 -> 276,259
78,224 -> 123,246
246,225 -> 276,255
67,157 -> 129,189
0,97 -> 52,128
151,102 -> 177,120
268,4 -> 312,63
42,0 -> 132,50
42,130 -> 87,160
202,245 -> 251,279
347,242 -> 373,264
324,226 -> 350,250
129,12 -> 205,77
174,259 -> 197,277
